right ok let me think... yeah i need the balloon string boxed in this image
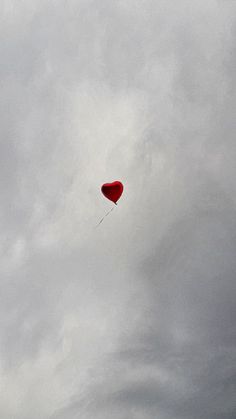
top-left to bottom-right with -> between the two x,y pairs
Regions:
95,206 -> 115,228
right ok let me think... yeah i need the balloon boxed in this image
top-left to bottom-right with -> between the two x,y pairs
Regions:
101,181 -> 124,204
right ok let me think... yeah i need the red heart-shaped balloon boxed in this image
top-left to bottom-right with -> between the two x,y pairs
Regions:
101,181 -> 124,204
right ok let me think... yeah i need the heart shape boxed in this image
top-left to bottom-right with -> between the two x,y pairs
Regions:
101,181 -> 124,204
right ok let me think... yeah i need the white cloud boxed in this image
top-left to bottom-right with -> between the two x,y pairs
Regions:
0,1 -> 236,418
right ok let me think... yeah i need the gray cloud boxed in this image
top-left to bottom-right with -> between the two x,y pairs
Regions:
0,0 -> 236,418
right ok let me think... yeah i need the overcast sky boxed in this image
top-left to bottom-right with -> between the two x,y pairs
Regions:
0,1 -> 236,418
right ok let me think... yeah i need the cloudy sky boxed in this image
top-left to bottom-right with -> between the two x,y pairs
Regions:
0,1 -> 236,418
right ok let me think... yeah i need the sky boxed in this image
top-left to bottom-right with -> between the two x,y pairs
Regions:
0,0 -> 236,418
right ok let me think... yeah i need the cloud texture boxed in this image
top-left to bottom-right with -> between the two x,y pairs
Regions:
0,1 -> 236,418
